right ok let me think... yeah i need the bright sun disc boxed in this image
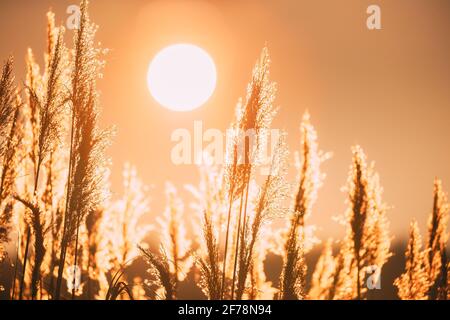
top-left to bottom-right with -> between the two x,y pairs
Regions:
147,44 -> 217,112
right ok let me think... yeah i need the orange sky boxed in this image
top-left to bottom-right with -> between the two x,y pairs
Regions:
1,0 -> 449,240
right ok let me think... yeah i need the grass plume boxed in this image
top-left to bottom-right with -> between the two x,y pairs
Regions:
426,179 -> 449,300
394,221 -> 430,300
279,113 -> 328,300
139,246 -> 176,300
235,135 -> 289,300
55,0 -> 111,300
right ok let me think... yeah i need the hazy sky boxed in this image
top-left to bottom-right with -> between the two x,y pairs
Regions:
1,0 -> 449,240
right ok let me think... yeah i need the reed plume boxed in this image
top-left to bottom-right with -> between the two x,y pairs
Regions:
326,242 -> 352,300
0,57 -> 16,158
0,95 -> 22,201
187,154 -> 226,300
4,48 -> 39,300
15,12 -> 68,299
41,152 -> 66,298
105,269 -> 133,300
66,85 -> 110,299
348,146 -> 369,300
0,1 -> 448,302
235,135 -> 289,300
0,59 -> 20,232
84,208 -> 104,299
28,13 -> 68,190
337,146 -> 391,300
55,0 -> 110,299
101,163 -> 152,287
197,209 -> 221,299
0,203 -> 13,264
139,246 -> 176,300
224,47 -> 278,300
0,94 -> 22,265
247,224 -> 278,300
12,196 -> 46,299
88,165 -> 151,299
394,220 -> 430,300
15,49 -> 40,300
309,239 -> 336,300
158,184 -> 193,289
139,184 -> 192,300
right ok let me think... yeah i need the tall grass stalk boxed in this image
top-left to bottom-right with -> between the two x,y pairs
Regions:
394,221 -> 429,300
0,57 -> 17,269
426,179 -> 449,300
280,112 -> 327,300
228,47 -> 277,299
235,135 -> 288,299
17,14 -> 68,299
55,0 -> 110,299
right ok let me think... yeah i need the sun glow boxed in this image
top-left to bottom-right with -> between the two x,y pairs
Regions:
147,44 -> 217,112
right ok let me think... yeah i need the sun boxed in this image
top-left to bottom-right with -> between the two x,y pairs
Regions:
147,44 -> 217,112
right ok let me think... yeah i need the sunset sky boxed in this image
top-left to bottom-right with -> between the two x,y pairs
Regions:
1,0 -> 449,240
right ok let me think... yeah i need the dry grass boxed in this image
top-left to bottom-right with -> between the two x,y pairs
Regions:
54,0 -> 110,300
0,57 -> 19,265
394,179 -> 449,300
0,57 -> 16,158
426,179 -> 449,299
279,112 -> 328,300
235,135 -> 289,300
197,209 -> 221,300
139,246 -> 176,300
394,220 -> 429,299
309,239 -> 335,299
